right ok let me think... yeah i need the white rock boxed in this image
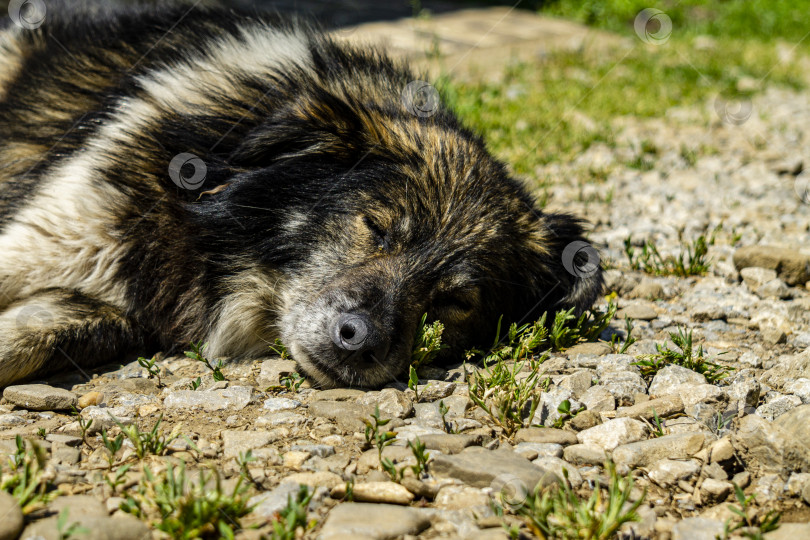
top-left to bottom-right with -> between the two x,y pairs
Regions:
576,417 -> 648,451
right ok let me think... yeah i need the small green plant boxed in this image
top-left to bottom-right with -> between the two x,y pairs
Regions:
56,508 -> 89,540
104,463 -> 131,494
77,416 -> 93,444
609,316 -> 636,354
649,408 -> 666,438
121,461 -> 253,539
624,229 -> 716,277
188,377 -> 201,390
36,428 -> 47,439
633,327 -> 733,382
280,372 -> 305,392
719,484 -> 780,540
516,462 -> 644,540
407,437 -> 430,477
185,341 -> 225,382
100,429 -> 125,468
269,484 -> 316,540
1,436 -> 57,513
467,354 -> 544,438
438,400 -> 453,433
114,414 -> 179,459
411,313 -> 447,369
550,399 -> 579,429
408,365 -> 423,401
269,338 -> 291,359
137,355 -> 163,387
363,406 -> 399,481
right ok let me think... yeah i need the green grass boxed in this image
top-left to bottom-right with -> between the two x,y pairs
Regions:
633,326 -> 733,383
1,436 -> 57,514
511,461 -> 645,540
439,2 -> 807,181
719,483 -> 781,540
624,229 -> 715,276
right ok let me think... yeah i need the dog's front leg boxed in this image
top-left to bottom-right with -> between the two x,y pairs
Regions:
0,288 -> 141,387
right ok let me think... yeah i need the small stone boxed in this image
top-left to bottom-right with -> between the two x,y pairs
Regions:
3,384 -> 77,411
533,456 -> 583,488
577,418 -> 647,451
256,411 -> 307,427
627,279 -> 665,300
562,444 -> 606,466
757,279 -> 790,299
258,358 -> 299,386
222,430 -> 280,458
648,459 -> 701,488
738,352 -> 762,368
283,471 -> 343,490
313,388 -> 366,401
291,444 -> 335,458
601,372 -> 648,404
579,385 -> 615,412
356,388 -> 414,419
309,400 -> 373,432
732,471 -> 751,489
164,386 -> 253,411
0,414 -> 25,426
416,381 -> 456,401
514,442 -> 563,459
740,267 -> 778,289
77,391 -> 104,409
733,245 -> 810,286
784,379 -> 810,404
565,342 -> 612,356
431,447 -> 558,490
765,523 -> 810,540
671,517 -> 724,540
331,482 -> 414,505
773,403 -> 810,449
785,472 -> 810,496
318,503 -> 430,539
569,410 -> 600,431
413,402 -> 444,429
761,326 -> 787,345
0,491 -> 23,540
649,365 -> 706,397
20,514 -> 149,540
616,395 -> 684,420
433,485 -> 489,509
419,434 -> 481,454
557,371 -> 593,397
283,450 -> 311,469
701,478 -> 733,504
733,414 -> 810,476
248,483 -> 303,519
612,433 -> 704,469
728,377 -> 761,410
262,397 -> 302,412
514,428 -> 578,446
756,394 -> 801,421
710,438 -> 734,463
619,303 -> 658,320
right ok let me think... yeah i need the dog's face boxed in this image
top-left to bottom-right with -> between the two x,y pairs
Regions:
188,87 -> 602,388
264,145 -> 602,388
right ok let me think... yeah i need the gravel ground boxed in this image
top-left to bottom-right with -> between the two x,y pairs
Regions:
3,37 -> 810,540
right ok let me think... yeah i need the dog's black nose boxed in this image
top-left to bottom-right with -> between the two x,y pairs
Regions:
331,313 -> 390,363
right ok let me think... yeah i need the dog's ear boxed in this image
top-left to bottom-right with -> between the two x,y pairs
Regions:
523,211 -> 604,317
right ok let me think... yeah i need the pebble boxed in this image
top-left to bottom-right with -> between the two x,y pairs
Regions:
20,514 -> 149,540
163,386 -> 253,411
258,358 -> 299,386
671,517 -> 724,540
331,481 -> 414,505
77,391 -> 104,409
0,491 -> 23,540
514,442 -> 564,459
765,523 -> 810,540
308,400 -> 373,432
319,503 -> 430,539
616,395 -> 684,420
514,428 -> 578,446
562,444 -> 607,466
434,484 -> 489,509
283,471 -> 344,489
248,482 -> 303,518
733,245 -> 810,286
356,388 -> 414,419
222,430 -> 280,458
256,411 -> 308,427
648,459 -> 701,488
740,267 -> 778,289
648,365 -> 706,397
619,303 -> 658,320
612,432 -> 704,469
579,385 -> 616,412
3,384 -> 77,411
431,447 -> 558,490
756,394 -> 802,420
700,478 -> 733,504
732,414 -> 810,476
262,397 -> 302,411
419,433 -> 481,454
576,417 -> 648,451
